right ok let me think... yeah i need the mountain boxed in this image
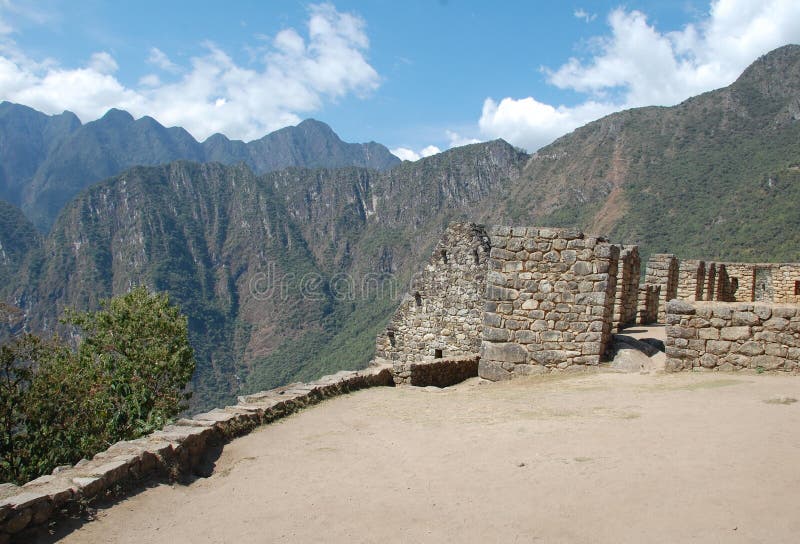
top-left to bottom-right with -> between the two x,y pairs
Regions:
501,44 -> 800,263
4,44 -> 800,411
0,105 -> 400,231
0,103 -> 81,207
8,140 -> 524,409
0,200 -> 40,290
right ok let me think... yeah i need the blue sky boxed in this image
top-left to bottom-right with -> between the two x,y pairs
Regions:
1,1 -> 799,159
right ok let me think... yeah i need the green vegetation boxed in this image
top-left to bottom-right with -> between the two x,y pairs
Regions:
0,288 -> 194,484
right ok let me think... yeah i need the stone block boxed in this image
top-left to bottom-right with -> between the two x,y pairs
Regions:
720,326 -> 751,341
478,360 -> 513,381
667,325 -> 695,339
666,300 -> 696,315
531,350 -> 581,364
764,317 -> 789,331
700,353 -> 718,368
737,341 -> 764,356
732,312 -> 759,326
706,340 -> 732,355
513,364 -> 550,376
698,328 -> 720,340
483,327 -> 510,342
751,355 -> 785,370
772,306 -> 797,319
753,305 -> 773,320
514,330 -> 537,343
481,342 -> 527,363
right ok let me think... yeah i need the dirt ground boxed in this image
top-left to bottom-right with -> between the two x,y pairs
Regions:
53,367 -> 800,544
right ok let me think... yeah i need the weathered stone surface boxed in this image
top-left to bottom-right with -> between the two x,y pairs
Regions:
666,300 -> 696,315
720,326 -> 751,341
481,342 -> 527,363
393,356 -> 479,387
665,301 -> 800,373
751,355 -> 785,370
610,347 -> 653,372
3,507 -> 32,534
478,360 -> 512,381
737,342 -> 764,356
513,364 -> 549,376
531,350 -> 580,365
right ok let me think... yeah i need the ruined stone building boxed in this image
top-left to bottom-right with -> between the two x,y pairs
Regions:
376,223 -> 643,380
645,255 -> 800,310
375,222 -> 800,381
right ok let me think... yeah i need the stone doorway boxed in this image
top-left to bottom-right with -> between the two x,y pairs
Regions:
754,267 -> 774,302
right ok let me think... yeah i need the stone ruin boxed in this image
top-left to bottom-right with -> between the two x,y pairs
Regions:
376,223 -> 644,379
376,222 -> 800,381
7,223 -> 800,540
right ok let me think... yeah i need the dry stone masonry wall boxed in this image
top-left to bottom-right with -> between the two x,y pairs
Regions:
0,366 -> 395,542
665,300 -> 800,372
375,223 -> 490,363
479,226 -> 619,380
645,254 -> 679,322
666,259 -> 800,305
637,285 -> 660,324
392,355 -> 479,387
612,245 -> 641,332
677,259 -> 705,301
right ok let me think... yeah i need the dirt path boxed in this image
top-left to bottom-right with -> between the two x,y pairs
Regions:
55,372 -> 800,543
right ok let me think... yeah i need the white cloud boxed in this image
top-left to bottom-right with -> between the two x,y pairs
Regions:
479,0 -> 800,152
392,130 -> 480,161
390,144 -> 441,162
147,47 -> 179,73
574,9 -> 597,23
446,130 -> 480,148
479,97 -> 615,150
0,3 -> 380,141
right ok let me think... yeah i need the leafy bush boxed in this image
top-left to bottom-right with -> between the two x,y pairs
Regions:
0,287 -> 195,484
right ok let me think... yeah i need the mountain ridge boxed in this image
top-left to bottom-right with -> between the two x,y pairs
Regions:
0,104 -> 400,230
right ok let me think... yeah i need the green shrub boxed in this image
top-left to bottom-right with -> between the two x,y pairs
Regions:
0,287 -> 195,484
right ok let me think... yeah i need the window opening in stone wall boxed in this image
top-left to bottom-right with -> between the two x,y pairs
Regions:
441,250 -> 448,264
434,349 -> 443,359
387,330 -> 396,347
795,281 -> 800,295
414,292 -> 422,307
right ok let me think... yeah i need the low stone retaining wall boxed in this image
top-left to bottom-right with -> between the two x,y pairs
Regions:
0,365 -> 393,542
665,300 -> 800,371
392,355 -> 480,386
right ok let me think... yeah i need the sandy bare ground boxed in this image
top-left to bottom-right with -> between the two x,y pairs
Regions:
55,370 -> 800,544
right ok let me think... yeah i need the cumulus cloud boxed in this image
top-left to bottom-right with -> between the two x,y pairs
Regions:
0,3 -> 380,141
390,144 -> 441,162
480,0 -> 800,152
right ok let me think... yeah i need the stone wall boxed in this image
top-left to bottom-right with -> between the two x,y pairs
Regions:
645,254 -> 678,321
664,300 -> 800,372
722,263 -> 755,302
671,260 -> 800,304
612,245 -> 640,331
638,285 -> 660,324
677,259 -> 705,301
375,222 -> 490,362
479,226 -> 619,380
392,355 -> 479,387
0,366 -> 394,541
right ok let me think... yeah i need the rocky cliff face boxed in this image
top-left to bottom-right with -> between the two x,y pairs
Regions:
8,140 -> 526,409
